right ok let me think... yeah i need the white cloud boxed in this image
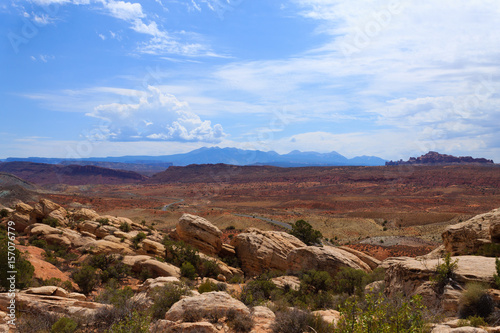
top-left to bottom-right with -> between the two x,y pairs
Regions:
102,0 -> 144,21
98,33 -> 106,40
33,13 -> 53,25
86,86 -> 227,142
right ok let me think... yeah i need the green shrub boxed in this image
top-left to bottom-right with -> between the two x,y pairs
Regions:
431,253 -> 458,293
272,308 -> 331,333
107,311 -> 150,333
42,217 -> 60,228
180,261 -> 197,279
227,310 -> 254,333
300,270 -> 333,293
229,274 -> 244,284
458,315 -> 488,327
198,279 -> 218,293
226,225 -> 236,230
71,265 -> 99,295
97,218 -> 109,226
88,254 -> 130,283
240,278 -> 277,306
131,232 -> 146,249
51,317 -> 78,333
119,222 -> 131,232
199,259 -> 221,278
336,293 -> 427,333
289,220 -> 322,245
334,267 -> 367,295
0,229 -> 35,291
458,282 -> 494,319
163,238 -> 201,267
17,309 -> 59,333
96,280 -> 134,306
150,282 -> 191,319
0,209 -> 9,218
477,243 -> 500,257
182,307 -> 203,322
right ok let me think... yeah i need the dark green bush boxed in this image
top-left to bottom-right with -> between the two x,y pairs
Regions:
289,220 -> 322,245
132,232 -> 146,249
334,267 -> 367,295
240,278 -> 277,306
119,222 -> 131,232
300,270 -> 333,293
458,315 -> 488,327
50,317 -> 78,333
199,259 -> 221,278
88,254 -> 130,283
71,264 -> 99,295
150,282 -> 191,319
198,279 -> 218,293
458,282 -> 494,319
42,217 -> 60,228
477,243 -> 500,257
494,258 -> 500,289
96,218 -> 109,226
0,209 -> 9,218
431,253 -> 458,293
180,261 -> 197,279
163,238 -> 201,267
107,311 -> 150,333
272,308 -> 330,333
96,280 -> 134,306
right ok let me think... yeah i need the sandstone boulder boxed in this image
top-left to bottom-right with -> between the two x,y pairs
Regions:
198,252 -> 244,280
24,286 -> 69,298
0,293 -> 109,318
231,228 -> 306,276
252,306 -> 275,332
140,239 -> 165,256
72,208 -> 99,222
312,309 -> 341,326
122,255 -> 181,278
339,246 -> 381,270
10,202 -> 33,231
138,276 -> 181,292
442,208 -> 500,255
165,291 -> 250,322
29,198 -> 68,227
384,256 -> 496,299
81,240 -> 133,255
271,276 -> 301,291
175,214 -> 223,255
287,246 -> 371,277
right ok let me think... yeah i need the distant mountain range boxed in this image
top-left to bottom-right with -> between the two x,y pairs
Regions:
1,147 -> 386,168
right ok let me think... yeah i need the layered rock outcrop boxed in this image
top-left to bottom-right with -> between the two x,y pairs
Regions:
287,246 -> 372,276
172,214 -> 223,256
231,228 -> 306,276
442,208 -> 500,255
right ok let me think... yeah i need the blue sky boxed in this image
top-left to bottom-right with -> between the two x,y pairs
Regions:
1,0 -> 500,161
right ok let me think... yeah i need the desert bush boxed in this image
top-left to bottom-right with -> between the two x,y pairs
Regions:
227,310 -> 254,333
431,253 -> 458,293
131,232 -> 146,249
107,311 -> 150,333
182,307 -> 203,322
458,282 -> 494,319
88,254 -> 130,283
272,308 -> 331,333
363,267 -> 386,286
289,219 -> 322,245
198,279 -> 218,293
96,280 -> 134,306
97,217 -> 109,225
51,317 -> 78,333
163,238 -> 201,267
16,309 -> 59,333
0,228 -> 34,290
300,270 -> 333,293
457,315 -> 488,327
119,222 -> 131,232
336,292 -> 427,333
180,261 -> 197,279
0,208 -> 9,218
150,282 -> 191,319
42,217 -> 60,228
477,243 -> 500,257
240,278 -> 277,306
229,274 -> 244,284
334,267 -> 367,295
71,264 -> 99,295
199,259 -> 221,278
